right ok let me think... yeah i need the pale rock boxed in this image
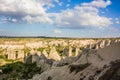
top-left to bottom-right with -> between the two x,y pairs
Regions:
36,51 -> 41,56
42,49 -> 48,58
30,49 -> 36,55
49,47 -> 61,61
75,47 -> 79,56
68,46 -> 72,57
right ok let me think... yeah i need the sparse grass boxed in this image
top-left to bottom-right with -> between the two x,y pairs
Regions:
37,47 -> 45,52
0,55 -> 18,66
56,46 -> 64,56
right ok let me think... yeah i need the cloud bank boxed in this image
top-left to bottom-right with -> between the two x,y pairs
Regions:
0,0 -> 56,23
0,0 -> 112,28
51,0 -> 112,28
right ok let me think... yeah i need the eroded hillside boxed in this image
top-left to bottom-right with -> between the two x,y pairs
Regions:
0,38 -> 120,80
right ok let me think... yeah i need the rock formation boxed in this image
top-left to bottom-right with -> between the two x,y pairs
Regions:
2,39 -> 119,60
68,46 -> 72,57
25,54 -> 39,64
75,47 -> 79,56
63,47 -> 69,56
32,41 -> 120,80
36,53 -> 52,72
0,39 -> 120,79
48,47 -> 61,61
86,39 -> 120,50
6,49 -> 24,60
42,49 -> 48,58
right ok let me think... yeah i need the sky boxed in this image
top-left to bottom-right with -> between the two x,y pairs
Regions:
0,0 -> 120,38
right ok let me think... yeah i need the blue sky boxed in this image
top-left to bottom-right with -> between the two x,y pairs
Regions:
0,0 -> 120,38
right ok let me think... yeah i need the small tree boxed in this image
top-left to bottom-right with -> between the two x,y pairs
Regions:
15,51 -> 18,59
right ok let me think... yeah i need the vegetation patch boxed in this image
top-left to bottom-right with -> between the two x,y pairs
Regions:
0,62 -> 41,79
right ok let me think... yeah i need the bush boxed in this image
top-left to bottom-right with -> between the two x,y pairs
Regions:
0,62 -> 41,79
0,55 -> 7,60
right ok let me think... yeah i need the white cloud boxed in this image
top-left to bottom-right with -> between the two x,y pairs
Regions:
23,15 -> 53,24
115,18 -> 120,24
54,29 -> 62,34
55,0 -> 63,6
37,0 -> 54,7
0,0 -> 46,16
0,0 -> 112,29
0,0 -> 53,23
82,0 -> 111,8
51,0 -> 112,28
116,21 -> 120,24
1,17 -> 18,23
11,18 -> 17,23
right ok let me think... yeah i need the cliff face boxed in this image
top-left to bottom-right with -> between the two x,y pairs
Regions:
86,39 -> 120,49
75,42 -> 120,67
32,41 -> 120,80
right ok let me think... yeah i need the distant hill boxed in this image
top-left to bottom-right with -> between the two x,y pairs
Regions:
0,36 -> 120,39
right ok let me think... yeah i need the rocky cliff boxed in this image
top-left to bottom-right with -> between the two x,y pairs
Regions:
32,41 -> 120,80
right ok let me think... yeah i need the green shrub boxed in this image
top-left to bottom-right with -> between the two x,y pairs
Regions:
0,62 -> 41,79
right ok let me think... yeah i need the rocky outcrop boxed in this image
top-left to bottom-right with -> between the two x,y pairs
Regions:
63,47 -> 69,56
52,57 -> 76,67
87,39 -> 120,50
42,49 -> 48,58
32,41 -> 120,80
5,49 -> 24,60
25,54 -> 39,64
25,53 -> 55,73
98,60 -> 120,80
48,47 -> 61,61
75,47 -> 79,56
36,54 -> 53,72
68,46 -> 72,57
